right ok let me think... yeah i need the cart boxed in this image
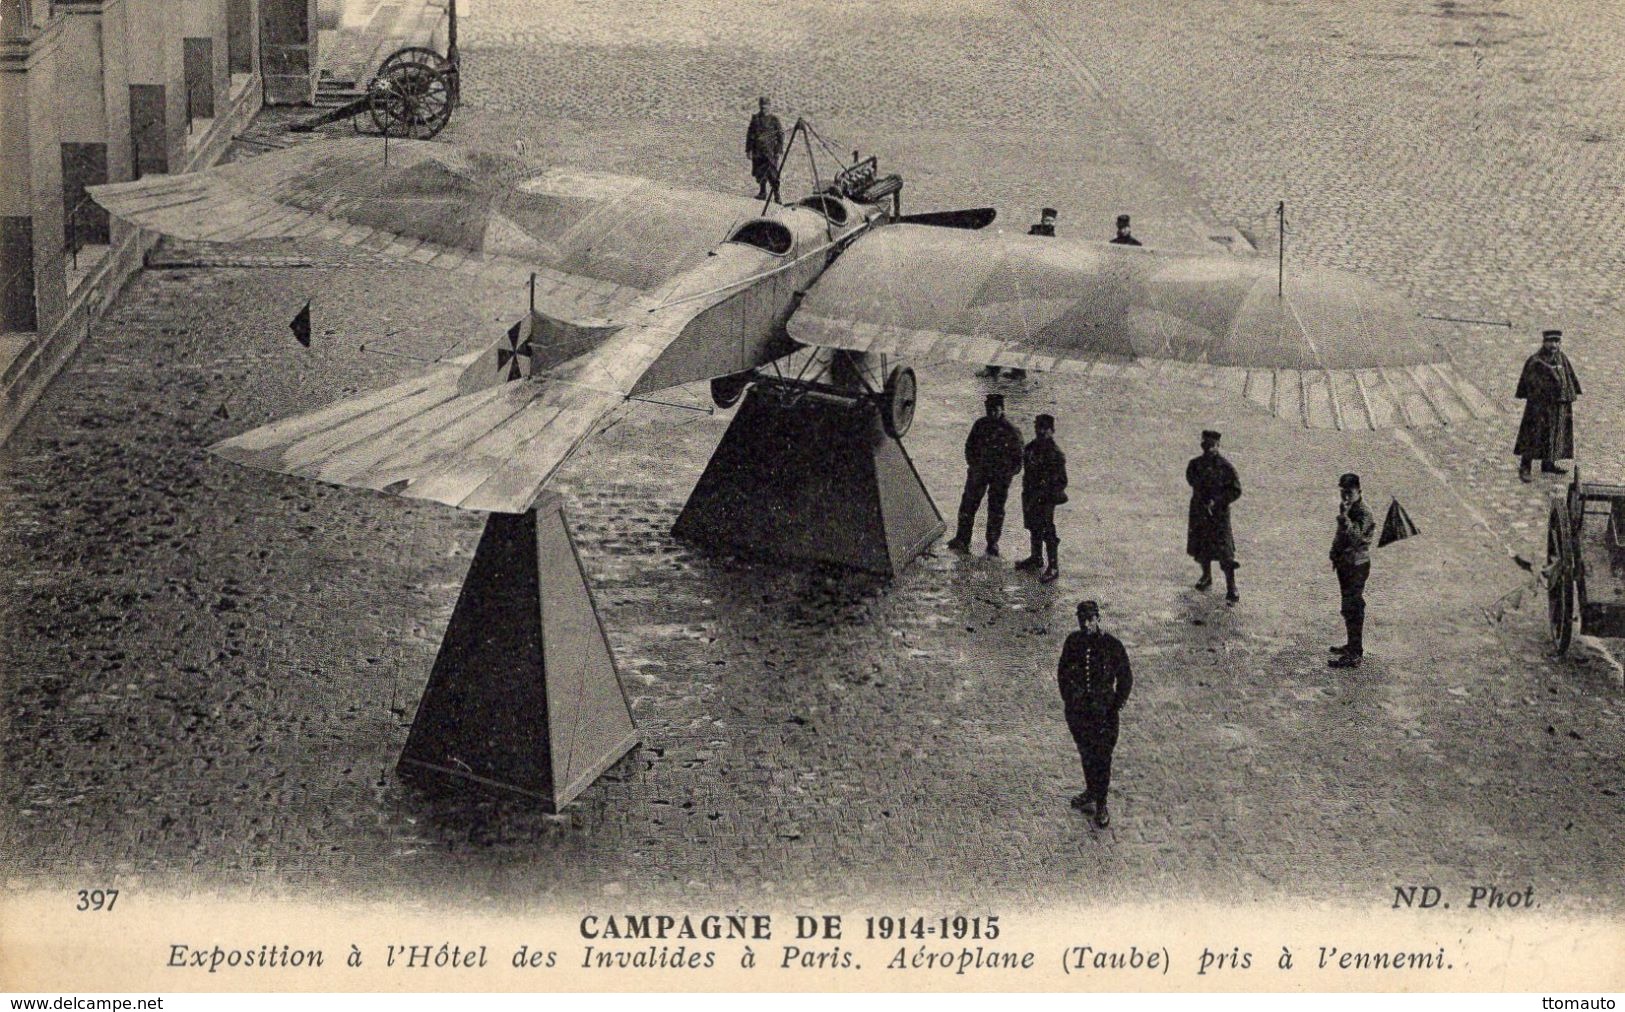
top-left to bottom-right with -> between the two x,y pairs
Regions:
290,45 -> 459,140
1545,467 -> 1625,653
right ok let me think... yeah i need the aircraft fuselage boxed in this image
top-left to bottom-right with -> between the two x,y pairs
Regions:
625,195 -> 888,396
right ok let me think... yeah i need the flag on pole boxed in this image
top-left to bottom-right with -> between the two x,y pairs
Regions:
1378,497 -> 1420,547
289,301 -> 311,348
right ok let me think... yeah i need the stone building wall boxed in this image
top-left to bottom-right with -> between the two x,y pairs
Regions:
0,0 -> 315,445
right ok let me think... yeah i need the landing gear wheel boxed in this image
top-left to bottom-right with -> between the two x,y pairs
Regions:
709,372 -> 752,409
1547,502 -> 1574,655
880,365 -> 917,439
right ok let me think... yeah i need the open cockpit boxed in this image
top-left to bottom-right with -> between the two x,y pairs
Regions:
725,218 -> 795,256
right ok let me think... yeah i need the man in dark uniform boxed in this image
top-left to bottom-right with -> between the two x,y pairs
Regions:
1057,600 -> 1133,827
746,96 -> 784,202
1109,213 -> 1141,246
979,210 -> 1057,379
1186,429 -> 1242,603
1329,472 -> 1376,669
947,394 -> 1024,557
1016,414 -> 1068,583
1514,329 -> 1582,483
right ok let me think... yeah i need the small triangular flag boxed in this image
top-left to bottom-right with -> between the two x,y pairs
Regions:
1378,497 -> 1420,547
289,301 -> 311,348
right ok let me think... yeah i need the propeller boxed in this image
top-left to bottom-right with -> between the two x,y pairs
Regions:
894,207 -> 997,230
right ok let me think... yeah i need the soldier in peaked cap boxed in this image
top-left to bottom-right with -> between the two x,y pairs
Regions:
947,394 -> 1024,557
1017,414 -> 1069,582
1057,600 -> 1133,827
1514,329 -> 1582,482
1328,472 -> 1376,668
1109,213 -> 1142,246
746,96 -> 784,202
1186,430 -> 1242,603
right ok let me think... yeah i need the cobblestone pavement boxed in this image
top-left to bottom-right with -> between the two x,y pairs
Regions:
1,1 -> 1622,912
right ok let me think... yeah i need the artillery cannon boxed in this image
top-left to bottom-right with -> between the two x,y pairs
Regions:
290,45 -> 459,140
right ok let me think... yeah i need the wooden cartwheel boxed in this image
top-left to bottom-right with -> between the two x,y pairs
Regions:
1545,466 -> 1625,654
367,49 -> 458,140
376,46 -> 461,107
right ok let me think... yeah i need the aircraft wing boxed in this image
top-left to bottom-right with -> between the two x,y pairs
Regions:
787,225 -> 1498,429
89,138 -> 762,322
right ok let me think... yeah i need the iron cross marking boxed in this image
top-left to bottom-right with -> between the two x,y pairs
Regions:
497,320 -> 533,381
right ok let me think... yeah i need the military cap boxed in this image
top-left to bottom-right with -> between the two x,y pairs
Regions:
1036,413 -> 1055,429
1201,429 -> 1221,442
1077,600 -> 1100,619
1542,329 -> 1563,340
1339,472 -> 1361,490
1116,214 -> 1132,227
985,393 -> 1005,408
1041,207 -> 1058,218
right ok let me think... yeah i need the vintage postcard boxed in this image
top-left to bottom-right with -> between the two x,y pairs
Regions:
1,0 -> 1620,995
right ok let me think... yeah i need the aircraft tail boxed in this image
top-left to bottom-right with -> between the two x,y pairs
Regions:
211,347 -> 624,514
456,311 -> 625,395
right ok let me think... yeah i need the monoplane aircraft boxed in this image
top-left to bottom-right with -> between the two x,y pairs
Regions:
91,136 -> 1495,517
88,134 -> 1499,805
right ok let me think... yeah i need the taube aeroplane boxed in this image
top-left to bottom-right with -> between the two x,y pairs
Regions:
90,135 -> 1495,518
87,134 -> 1497,806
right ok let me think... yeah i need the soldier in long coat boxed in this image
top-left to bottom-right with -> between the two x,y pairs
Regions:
1057,600 -> 1133,828
745,96 -> 784,202
1514,329 -> 1582,482
1018,414 -> 1068,583
947,394 -> 1024,557
1185,429 -> 1242,602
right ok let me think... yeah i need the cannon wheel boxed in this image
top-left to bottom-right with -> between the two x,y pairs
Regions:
1547,499 -> 1575,655
880,365 -> 917,440
369,62 -> 456,140
377,45 -> 460,105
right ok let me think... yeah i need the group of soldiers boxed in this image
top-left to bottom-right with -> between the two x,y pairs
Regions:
952,324 -> 1584,825
748,97 -> 1585,828
944,409 -> 1385,825
944,395 -> 1067,581
943,394 -> 1132,825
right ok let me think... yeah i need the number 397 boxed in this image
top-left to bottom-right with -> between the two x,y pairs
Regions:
76,889 -> 118,911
